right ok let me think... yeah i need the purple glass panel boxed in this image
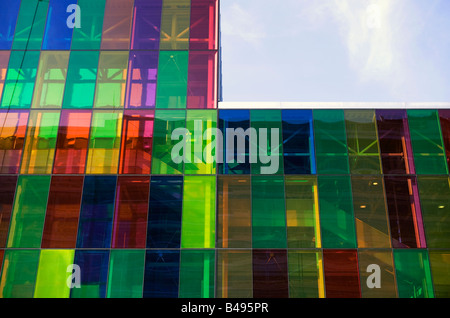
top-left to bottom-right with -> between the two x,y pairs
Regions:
252,250 -> 289,298
376,110 -> 415,174
125,51 -> 159,109
384,176 -> 426,248
131,0 -> 162,50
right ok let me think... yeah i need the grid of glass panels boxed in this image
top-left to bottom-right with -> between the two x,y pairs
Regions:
1,0 -> 450,299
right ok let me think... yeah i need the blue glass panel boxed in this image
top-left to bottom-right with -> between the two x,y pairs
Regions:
282,110 -> 316,174
143,250 -> 180,298
70,250 -> 110,298
76,176 -> 116,248
218,109 -> 251,174
147,176 -> 183,248
42,0 -> 76,50
0,0 -> 21,50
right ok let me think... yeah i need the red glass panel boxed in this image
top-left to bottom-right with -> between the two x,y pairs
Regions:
0,110 -> 29,174
53,110 -> 92,174
41,176 -> 84,248
112,176 -> 150,248
119,110 -> 154,174
439,110 -> 450,172
376,110 -> 415,174
189,0 -> 218,50
0,176 -> 17,247
384,176 -> 426,248
323,249 -> 361,298
252,250 -> 289,298
187,51 -> 217,109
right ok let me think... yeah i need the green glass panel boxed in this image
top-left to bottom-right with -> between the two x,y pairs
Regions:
34,249 -> 75,298
156,51 -> 189,109
151,110 -> 185,174
160,0 -> 191,50
32,51 -> 70,109
351,176 -> 391,248
7,175 -> 51,248
250,110 -> 284,175
94,51 -> 128,108
418,176 -> 450,248
1,50 -> 40,108
86,111 -> 122,174
216,250 -> 253,298
318,175 -> 357,248
0,250 -> 40,298
12,0 -> 49,50
429,250 -> 450,298
408,109 -> 448,174
71,0 -> 106,50
288,250 -> 324,298
62,51 -> 99,109
252,175 -> 287,248
181,176 -> 215,248
21,110 -> 61,174
313,109 -> 349,174
358,249 -> 397,298
394,249 -> 434,298
345,110 -> 382,174
179,250 -> 215,298
185,110 -> 217,174
107,250 -> 145,298
285,176 -> 321,248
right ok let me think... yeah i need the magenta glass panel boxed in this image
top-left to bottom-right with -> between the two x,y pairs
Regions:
189,0 -> 218,50
125,51 -> 158,109
0,110 -> 29,174
187,51 -> 217,109
384,176 -> 426,248
112,176 -> 150,248
41,176 -> 84,248
119,110 -> 154,175
130,0 -> 162,50
53,110 -> 92,174
323,249 -> 361,298
0,176 -> 17,248
439,110 -> 450,172
252,250 -> 289,298
376,110 -> 415,174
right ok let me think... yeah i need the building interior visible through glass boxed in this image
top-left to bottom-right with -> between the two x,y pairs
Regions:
0,0 -> 449,298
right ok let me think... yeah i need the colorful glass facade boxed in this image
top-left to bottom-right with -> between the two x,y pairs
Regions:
1,0 -> 450,299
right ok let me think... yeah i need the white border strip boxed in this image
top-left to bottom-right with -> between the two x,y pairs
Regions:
218,102 -> 450,109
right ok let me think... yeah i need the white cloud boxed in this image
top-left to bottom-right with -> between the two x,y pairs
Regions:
221,3 -> 266,47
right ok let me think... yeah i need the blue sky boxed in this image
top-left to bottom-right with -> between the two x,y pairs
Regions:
220,0 -> 450,102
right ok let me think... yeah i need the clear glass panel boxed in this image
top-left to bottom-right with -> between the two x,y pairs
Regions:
216,250 -> 252,298
217,176 -> 251,248
351,176 -> 391,248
